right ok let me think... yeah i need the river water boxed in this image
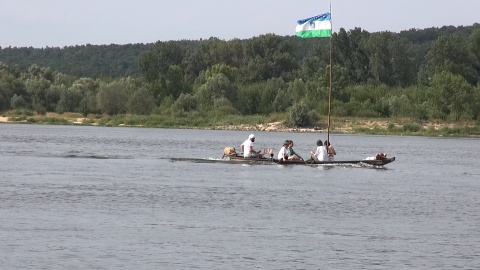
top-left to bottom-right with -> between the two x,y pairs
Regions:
0,123 -> 479,269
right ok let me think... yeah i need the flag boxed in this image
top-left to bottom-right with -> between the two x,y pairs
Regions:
296,12 -> 331,38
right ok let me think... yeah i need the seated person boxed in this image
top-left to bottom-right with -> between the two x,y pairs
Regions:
324,140 -> 336,161
277,140 -> 291,162
288,140 -> 304,161
309,140 -> 328,161
240,134 -> 262,158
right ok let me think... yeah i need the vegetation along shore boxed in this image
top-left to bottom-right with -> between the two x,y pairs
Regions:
1,111 -> 478,138
1,24 -> 479,138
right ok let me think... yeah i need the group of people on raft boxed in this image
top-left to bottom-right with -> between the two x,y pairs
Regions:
240,134 -> 336,162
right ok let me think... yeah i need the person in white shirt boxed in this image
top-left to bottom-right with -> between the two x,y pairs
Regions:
288,140 -> 305,161
277,140 -> 291,161
240,134 -> 262,158
310,140 -> 328,161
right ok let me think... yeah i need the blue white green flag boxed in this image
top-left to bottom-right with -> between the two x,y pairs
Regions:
296,13 -> 331,38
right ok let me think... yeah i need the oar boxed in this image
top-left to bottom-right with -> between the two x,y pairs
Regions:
292,150 -> 308,165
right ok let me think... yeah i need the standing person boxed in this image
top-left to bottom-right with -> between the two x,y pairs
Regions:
240,134 -> 262,158
324,140 -> 336,161
310,140 -> 328,161
277,140 -> 291,162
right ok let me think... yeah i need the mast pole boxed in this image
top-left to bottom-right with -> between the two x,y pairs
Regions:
327,2 -> 332,144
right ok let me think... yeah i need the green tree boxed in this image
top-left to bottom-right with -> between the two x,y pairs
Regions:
97,81 -> 127,115
384,94 -> 411,117
139,41 -> 186,83
240,34 -> 297,83
0,92 -> 7,111
53,72 -> 77,88
196,73 -> 236,110
305,82 -> 328,113
287,101 -> 318,127
236,83 -> 262,115
165,65 -> 189,99
56,85 -> 82,114
332,27 -> 370,84
425,34 -> 477,85
398,85 -> 430,119
473,86 -> 480,120
0,66 -> 26,110
428,71 -> 474,120
44,85 -> 63,111
362,32 -> 416,86
68,78 -> 99,115
287,78 -> 306,105
201,37 -> 245,67
260,77 -> 288,114
272,88 -> 292,113
172,93 -> 198,113
205,64 -> 238,82
182,48 -> 207,84
10,94 -> 27,109
127,87 -> 156,115
468,28 -> 480,83
310,65 -> 349,106
25,77 -> 51,113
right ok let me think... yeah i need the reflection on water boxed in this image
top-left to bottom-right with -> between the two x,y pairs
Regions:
1,124 -> 479,269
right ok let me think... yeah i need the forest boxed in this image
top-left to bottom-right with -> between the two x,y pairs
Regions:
0,24 -> 479,129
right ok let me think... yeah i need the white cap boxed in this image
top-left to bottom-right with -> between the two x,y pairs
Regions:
248,134 -> 255,139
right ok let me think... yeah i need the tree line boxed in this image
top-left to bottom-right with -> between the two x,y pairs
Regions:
0,24 -> 479,126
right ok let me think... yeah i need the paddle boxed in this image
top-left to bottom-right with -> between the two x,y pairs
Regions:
298,154 -> 309,165
291,149 -> 308,165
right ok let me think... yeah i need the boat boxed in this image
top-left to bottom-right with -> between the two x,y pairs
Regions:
170,155 -> 395,166
170,148 -> 395,167
220,148 -> 395,166
225,154 -> 395,166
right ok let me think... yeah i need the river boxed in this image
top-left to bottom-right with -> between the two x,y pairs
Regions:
1,123 -> 479,269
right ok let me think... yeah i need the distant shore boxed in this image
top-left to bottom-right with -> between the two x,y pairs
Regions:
1,113 -> 478,137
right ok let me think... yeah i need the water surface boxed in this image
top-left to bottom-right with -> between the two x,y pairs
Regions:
1,124 -> 479,269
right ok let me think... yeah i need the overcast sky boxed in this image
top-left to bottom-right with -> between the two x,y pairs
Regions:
1,0 -> 478,48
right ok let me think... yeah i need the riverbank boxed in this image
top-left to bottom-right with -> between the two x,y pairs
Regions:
212,119 -> 480,137
1,112 -> 479,137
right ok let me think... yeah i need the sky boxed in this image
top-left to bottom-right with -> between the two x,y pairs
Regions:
1,0 -> 478,48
